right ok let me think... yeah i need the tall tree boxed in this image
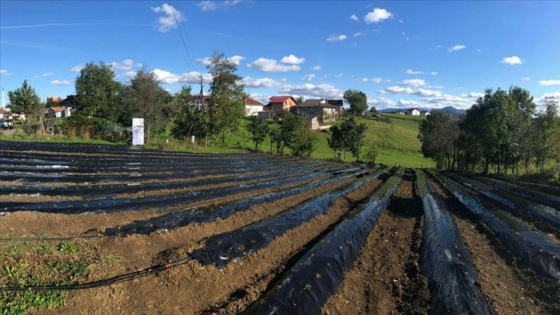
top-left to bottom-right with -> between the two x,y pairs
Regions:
328,117 -> 367,161
247,116 -> 269,150
418,111 -> 459,169
122,69 -> 169,145
207,51 -> 246,146
343,89 -> 368,116
8,80 -> 41,114
75,62 -> 120,119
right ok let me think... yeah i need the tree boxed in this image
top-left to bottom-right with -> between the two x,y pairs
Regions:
418,111 -> 459,169
343,89 -> 368,116
247,116 -> 269,150
288,120 -> 318,157
122,69 -> 169,145
207,51 -> 246,146
8,80 -> 41,114
328,117 -> 367,161
75,62 -> 120,119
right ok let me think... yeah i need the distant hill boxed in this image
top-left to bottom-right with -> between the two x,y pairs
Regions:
379,106 -> 466,117
430,106 -> 466,116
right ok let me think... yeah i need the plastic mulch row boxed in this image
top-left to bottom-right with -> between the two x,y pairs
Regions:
417,172 -> 494,314
245,169 -> 402,314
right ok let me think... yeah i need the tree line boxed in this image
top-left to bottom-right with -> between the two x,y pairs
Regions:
418,86 -> 560,178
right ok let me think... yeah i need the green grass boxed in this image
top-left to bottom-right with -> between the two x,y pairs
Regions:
1,115 -> 435,168
0,240 -> 101,314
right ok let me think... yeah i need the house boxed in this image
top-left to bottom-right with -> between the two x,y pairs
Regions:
323,99 -> 344,116
0,108 -> 11,120
46,106 -> 72,118
291,99 -> 339,123
407,108 -> 421,116
191,95 -> 211,111
245,97 -> 264,116
268,96 -> 298,112
47,96 -> 62,104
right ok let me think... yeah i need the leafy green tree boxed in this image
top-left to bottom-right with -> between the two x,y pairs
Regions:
121,69 -> 169,145
75,62 -> 120,119
247,116 -> 269,150
207,51 -> 246,146
534,97 -> 560,175
328,117 -> 367,161
288,121 -> 318,157
8,80 -> 41,114
418,111 -> 460,169
343,89 -> 368,116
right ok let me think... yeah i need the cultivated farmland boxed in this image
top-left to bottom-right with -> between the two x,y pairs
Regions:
0,141 -> 558,314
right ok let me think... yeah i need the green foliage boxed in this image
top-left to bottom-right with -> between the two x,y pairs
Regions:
207,51 -> 246,146
289,122 -> 318,157
75,62 -> 120,119
328,117 -> 367,161
343,89 -> 367,116
247,117 -> 269,150
418,111 -> 459,169
121,69 -> 170,145
7,80 -> 42,114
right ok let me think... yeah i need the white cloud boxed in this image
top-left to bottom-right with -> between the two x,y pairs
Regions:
385,85 -> 443,98
151,3 -> 185,33
353,32 -> 362,38
281,54 -> 305,65
334,73 -> 344,79
311,65 -> 321,71
196,55 -> 245,66
247,58 -> 300,72
70,65 -> 84,73
406,69 -> 422,75
197,0 -> 246,11
279,83 -> 343,99
152,69 -> 212,84
364,8 -> 392,24
302,74 -> 315,81
538,79 -> 560,86
240,76 -> 281,88
401,79 -> 425,86
461,92 -> 484,98
372,77 -> 383,83
350,14 -> 358,21
326,34 -> 347,42
398,99 -> 422,107
124,71 -> 137,78
110,59 -> 135,71
544,92 -> 560,98
431,72 -> 438,76
37,72 -> 54,77
368,97 -> 396,109
501,56 -> 523,65
0,69 -> 9,76
50,80 -> 72,86
521,77 -> 531,81
448,45 -> 466,52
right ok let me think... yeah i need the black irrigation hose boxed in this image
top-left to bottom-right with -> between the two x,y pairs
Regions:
416,172 -> 494,315
0,257 -> 193,292
431,171 -> 560,281
245,169 -> 402,314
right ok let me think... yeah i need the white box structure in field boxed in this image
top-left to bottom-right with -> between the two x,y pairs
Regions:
132,118 -> 144,146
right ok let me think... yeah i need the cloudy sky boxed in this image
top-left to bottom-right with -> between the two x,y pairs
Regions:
1,1 -> 559,110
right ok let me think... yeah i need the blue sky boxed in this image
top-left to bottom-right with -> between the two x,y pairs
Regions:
1,1 -> 559,110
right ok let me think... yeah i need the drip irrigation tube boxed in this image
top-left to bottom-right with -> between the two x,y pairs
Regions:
417,172 -> 494,314
245,169 -> 402,314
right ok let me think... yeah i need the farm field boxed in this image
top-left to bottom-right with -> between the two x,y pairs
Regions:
0,141 -> 559,314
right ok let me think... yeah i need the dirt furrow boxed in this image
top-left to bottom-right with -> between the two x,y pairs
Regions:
324,170 -> 430,315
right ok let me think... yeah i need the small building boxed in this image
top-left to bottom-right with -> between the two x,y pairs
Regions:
245,97 -> 264,116
291,99 -> 339,124
0,108 -> 11,120
407,108 -> 421,116
268,96 -> 298,112
191,95 -> 211,111
46,106 -> 72,118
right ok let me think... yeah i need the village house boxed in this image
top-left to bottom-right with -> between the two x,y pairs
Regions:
46,106 -> 72,119
267,96 -> 298,112
291,99 -> 339,124
245,97 -> 264,116
407,108 -> 421,116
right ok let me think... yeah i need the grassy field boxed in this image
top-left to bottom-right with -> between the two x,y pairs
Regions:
0,113 -> 435,168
